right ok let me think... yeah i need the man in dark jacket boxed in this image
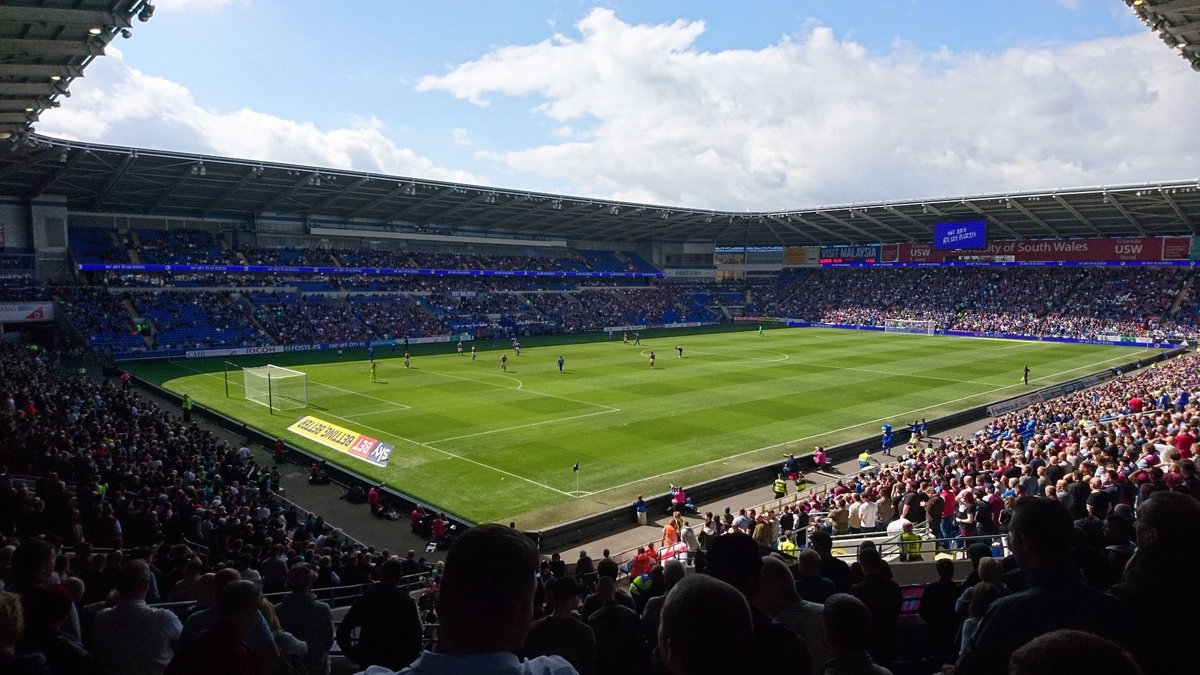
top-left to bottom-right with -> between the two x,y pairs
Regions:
335,556 -> 422,671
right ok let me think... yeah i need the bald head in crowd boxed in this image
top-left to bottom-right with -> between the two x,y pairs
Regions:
435,523 -> 540,655
658,574 -> 752,675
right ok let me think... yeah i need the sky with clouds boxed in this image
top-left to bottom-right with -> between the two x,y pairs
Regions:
36,0 -> 1200,211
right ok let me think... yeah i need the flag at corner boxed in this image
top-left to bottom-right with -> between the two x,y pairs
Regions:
572,462 -> 580,473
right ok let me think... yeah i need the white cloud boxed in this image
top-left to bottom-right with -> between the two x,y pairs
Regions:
451,128 -> 472,146
38,52 -> 482,184
418,8 -> 1200,210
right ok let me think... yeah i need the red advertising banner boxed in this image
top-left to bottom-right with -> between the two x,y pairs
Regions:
881,236 -> 1192,264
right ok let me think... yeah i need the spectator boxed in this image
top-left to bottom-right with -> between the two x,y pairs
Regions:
335,557 -> 422,671
364,523 -> 577,674
705,533 -> 810,675
957,582 -> 1003,661
586,576 -> 647,675
16,584 -> 96,675
917,559 -> 960,661
0,591 -> 49,675
165,580 -> 263,675
821,594 -> 893,675
795,549 -> 836,604
274,563 -> 335,675
809,531 -> 851,593
955,557 -> 1005,619
639,559 -> 685,653
956,497 -> 1132,675
523,577 -> 596,675
657,574 -> 753,675
91,560 -> 183,675
849,547 -> 901,666
1109,491 -> 1200,675
1008,629 -> 1143,675
756,555 -> 828,675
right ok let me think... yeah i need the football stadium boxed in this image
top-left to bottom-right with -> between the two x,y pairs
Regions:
1,2 -> 1199,675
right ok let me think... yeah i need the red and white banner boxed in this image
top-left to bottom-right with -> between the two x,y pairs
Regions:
0,303 -> 54,323
882,236 -> 1192,264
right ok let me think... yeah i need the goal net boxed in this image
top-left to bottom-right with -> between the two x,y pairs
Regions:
884,318 -> 935,335
244,365 -> 308,412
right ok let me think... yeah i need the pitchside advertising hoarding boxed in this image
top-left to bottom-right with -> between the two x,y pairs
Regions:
288,415 -> 393,468
821,236 -> 1197,266
0,303 -> 53,323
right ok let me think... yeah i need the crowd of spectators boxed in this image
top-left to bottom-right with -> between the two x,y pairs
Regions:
252,293 -> 365,345
0,340 -> 449,674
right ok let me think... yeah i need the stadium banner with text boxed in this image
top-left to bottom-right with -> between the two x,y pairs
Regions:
933,220 -> 987,250
0,302 -> 54,323
288,415 -> 393,468
783,321 -> 1176,349
184,336 -> 456,359
77,262 -> 663,279
880,236 -> 1192,264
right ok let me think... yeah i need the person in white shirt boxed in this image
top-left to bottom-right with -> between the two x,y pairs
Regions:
92,560 -> 183,675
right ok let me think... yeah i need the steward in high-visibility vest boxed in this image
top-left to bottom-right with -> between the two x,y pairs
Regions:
899,522 -> 924,561
778,534 -> 799,557
773,474 -> 787,499
858,450 -> 872,468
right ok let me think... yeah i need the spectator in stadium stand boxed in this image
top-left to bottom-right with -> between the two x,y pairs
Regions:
364,523 -> 577,675
821,594 -> 893,675
574,551 -> 594,585
0,590 -> 49,675
90,560 -> 182,675
522,576 -> 596,675
548,551 -> 568,579
849,546 -> 901,667
1008,630 -> 1144,675
335,556 -> 422,671
8,541 -> 80,641
177,568 -> 279,671
585,575 -> 647,675
639,559 -> 684,654
1109,491 -> 1200,675
165,580 -> 263,675
580,559 -> 636,618
955,497 -> 1132,675
917,559 -> 961,662
756,555 -> 828,675
809,531 -> 852,593
795,549 -> 836,605
274,563 -> 335,675
16,584 -> 96,675
657,574 -> 753,675
705,533 -> 810,675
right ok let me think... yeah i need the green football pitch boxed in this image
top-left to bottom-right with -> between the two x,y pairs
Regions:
129,327 -> 1160,528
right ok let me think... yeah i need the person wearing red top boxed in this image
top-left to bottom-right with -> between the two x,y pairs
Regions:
628,547 -> 653,578
1128,395 -> 1143,413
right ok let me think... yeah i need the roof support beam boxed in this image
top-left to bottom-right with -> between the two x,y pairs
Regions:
815,211 -> 881,242
1159,189 -> 1191,231
0,39 -> 105,57
2,8 -> 134,27
203,166 -> 262,216
26,148 -> 88,197
343,185 -> 406,222
1003,200 -> 1062,238
1103,193 -> 1147,236
961,201 -> 1022,239
149,165 -> 197,213
428,191 -> 490,222
767,215 -> 822,245
257,173 -> 317,215
849,209 -> 911,240
0,64 -> 84,79
1051,194 -> 1101,237
391,186 -> 458,221
91,153 -> 137,211
305,176 -> 369,215
881,205 -> 926,230
787,215 -> 844,242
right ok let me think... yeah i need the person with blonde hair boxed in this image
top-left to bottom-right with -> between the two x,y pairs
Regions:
0,591 -> 48,675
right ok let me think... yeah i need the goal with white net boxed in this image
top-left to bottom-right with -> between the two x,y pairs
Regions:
243,365 -> 308,412
884,318 -> 936,335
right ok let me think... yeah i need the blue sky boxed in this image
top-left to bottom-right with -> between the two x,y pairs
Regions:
39,0 -> 1200,211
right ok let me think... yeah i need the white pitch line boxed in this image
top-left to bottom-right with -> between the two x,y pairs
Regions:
430,407 -> 621,443
381,360 -> 618,412
168,361 -> 576,498
586,348 -> 1156,497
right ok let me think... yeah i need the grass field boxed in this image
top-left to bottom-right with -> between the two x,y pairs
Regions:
128,327 -> 1160,528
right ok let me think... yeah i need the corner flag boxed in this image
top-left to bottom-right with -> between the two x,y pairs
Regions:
572,462 -> 580,473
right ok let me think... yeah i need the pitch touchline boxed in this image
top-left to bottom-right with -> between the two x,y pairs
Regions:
168,362 -> 576,498
588,348 -> 1155,497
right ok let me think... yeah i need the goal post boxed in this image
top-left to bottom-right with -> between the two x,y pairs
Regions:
884,318 -> 936,335
243,364 -> 308,413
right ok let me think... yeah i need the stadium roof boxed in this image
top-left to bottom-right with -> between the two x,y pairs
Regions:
2,135 -> 1199,247
1126,0 -> 1200,72
0,1 -> 1197,247
0,1 -> 154,139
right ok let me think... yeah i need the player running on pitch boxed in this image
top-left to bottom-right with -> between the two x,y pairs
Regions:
457,340 -> 464,356
676,346 -> 683,358
501,354 -> 508,372
369,361 -> 377,383
649,351 -> 656,369
404,351 -> 411,369
558,355 -> 564,373
470,345 -> 477,361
